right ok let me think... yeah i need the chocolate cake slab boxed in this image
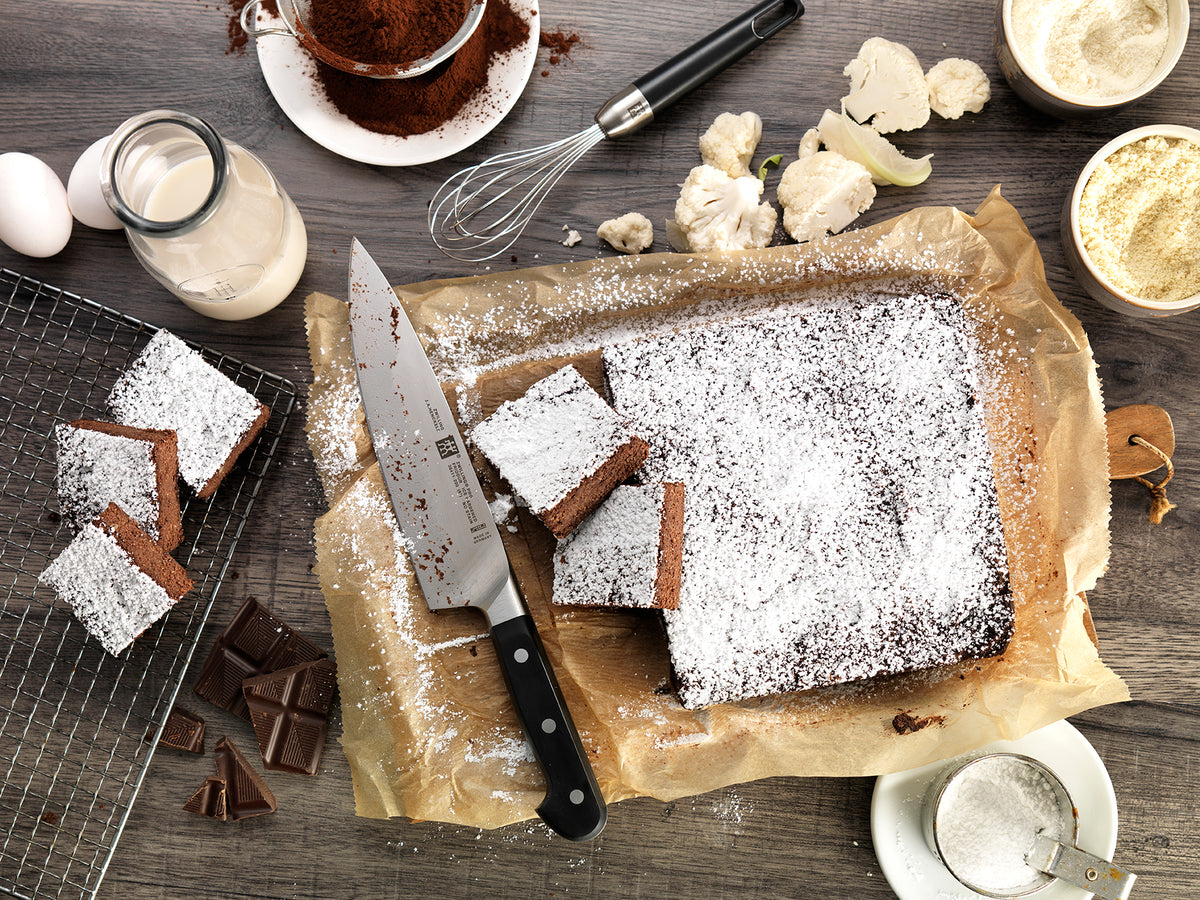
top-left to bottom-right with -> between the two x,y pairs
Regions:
601,291 -> 1014,708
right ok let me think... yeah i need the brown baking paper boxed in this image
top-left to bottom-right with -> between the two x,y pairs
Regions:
305,187 -> 1128,828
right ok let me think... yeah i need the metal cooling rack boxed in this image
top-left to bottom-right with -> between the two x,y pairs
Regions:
0,269 -> 297,900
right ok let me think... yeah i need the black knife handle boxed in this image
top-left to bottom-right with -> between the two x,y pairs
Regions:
632,0 -> 803,115
490,614 -> 607,841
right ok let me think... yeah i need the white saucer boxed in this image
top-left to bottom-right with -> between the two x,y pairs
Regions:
871,719 -> 1118,900
252,1 -> 540,166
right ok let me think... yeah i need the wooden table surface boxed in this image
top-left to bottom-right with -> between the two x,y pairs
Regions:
2,1 -> 1198,897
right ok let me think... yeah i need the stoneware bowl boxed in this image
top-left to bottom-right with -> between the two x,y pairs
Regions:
1063,124 -> 1200,318
995,0 -> 1189,117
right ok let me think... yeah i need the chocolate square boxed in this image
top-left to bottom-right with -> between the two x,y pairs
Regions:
193,597 -> 325,719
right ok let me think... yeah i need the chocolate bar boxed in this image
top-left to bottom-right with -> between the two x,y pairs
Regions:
145,707 -> 205,753
183,776 -> 227,821
214,737 -> 277,820
243,658 -> 337,775
193,597 -> 325,719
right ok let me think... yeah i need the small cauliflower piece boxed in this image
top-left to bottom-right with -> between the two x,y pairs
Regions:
597,212 -> 654,254
926,58 -> 990,119
699,111 -> 763,178
777,151 -> 875,243
671,165 -> 777,252
798,128 -> 822,160
816,109 -> 932,187
843,37 -> 930,133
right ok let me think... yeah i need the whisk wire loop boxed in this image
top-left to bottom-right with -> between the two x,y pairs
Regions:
429,124 -> 606,262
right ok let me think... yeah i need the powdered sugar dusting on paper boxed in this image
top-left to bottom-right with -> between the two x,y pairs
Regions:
603,291 -> 1013,708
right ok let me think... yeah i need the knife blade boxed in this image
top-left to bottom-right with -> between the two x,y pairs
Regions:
347,239 -> 606,842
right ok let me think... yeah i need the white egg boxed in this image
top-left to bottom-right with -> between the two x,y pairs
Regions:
67,136 -> 123,230
0,152 -> 73,258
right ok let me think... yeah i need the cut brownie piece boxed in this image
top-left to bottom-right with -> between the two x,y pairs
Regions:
602,291 -> 1014,708
243,658 -> 338,775
213,737 -> 277,820
470,365 -> 648,539
39,503 -> 193,656
107,330 -> 270,499
56,419 -> 183,550
193,596 -> 326,720
553,482 -> 685,610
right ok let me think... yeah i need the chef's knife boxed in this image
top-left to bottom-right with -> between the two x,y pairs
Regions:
347,239 -> 606,842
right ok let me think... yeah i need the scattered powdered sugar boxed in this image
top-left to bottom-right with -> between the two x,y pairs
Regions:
935,756 -> 1069,892
488,493 -> 516,526
39,522 -> 177,655
603,290 -> 1013,708
308,371 -> 366,489
552,484 -> 665,607
469,365 -> 638,514
55,423 -> 160,539
107,331 -> 263,493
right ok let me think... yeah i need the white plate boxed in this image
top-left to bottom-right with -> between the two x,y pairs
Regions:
252,1 -> 540,166
871,720 -> 1118,900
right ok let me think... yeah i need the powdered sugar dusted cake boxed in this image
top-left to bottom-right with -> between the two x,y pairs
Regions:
56,419 -> 182,550
601,290 -> 1013,708
553,482 -> 685,610
470,365 -> 648,538
107,331 -> 270,499
39,503 -> 194,656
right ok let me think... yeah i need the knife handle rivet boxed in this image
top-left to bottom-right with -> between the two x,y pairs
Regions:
513,648 -> 529,664
569,789 -> 585,805
541,718 -> 557,734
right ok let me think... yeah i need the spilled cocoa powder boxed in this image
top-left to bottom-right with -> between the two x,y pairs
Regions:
314,0 -> 530,137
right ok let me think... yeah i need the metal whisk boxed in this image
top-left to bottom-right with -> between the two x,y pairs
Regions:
429,0 -> 804,262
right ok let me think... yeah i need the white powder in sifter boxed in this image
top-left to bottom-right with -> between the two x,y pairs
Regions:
1011,0 -> 1169,98
935,756 -> 1070,892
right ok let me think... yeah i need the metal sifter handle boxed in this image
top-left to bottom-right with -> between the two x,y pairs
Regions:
1027,833 -> 1138,900
595,0 -> 804,138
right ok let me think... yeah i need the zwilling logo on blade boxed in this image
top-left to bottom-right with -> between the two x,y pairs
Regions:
435,436 -> 459,459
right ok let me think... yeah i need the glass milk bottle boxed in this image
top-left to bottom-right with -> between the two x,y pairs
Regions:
99,109 -> 307,320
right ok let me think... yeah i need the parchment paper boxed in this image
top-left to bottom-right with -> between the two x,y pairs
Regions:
305,188 -> 1129,828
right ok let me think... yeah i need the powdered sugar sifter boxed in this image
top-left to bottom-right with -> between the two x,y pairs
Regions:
429,0 -> 804,261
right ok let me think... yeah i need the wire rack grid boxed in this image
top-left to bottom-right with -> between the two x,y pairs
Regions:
0,269 -> 297,900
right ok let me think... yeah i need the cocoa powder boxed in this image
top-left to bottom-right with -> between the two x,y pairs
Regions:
309,0 -> 471,65
314,0 -> 530,137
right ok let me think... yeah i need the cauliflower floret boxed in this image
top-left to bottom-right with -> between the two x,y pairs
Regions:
699,111 -> 763,179
843,37 -> 930,133
597,212 -> 654,254
671,165 -> 777,252
926,58 -> 990,119
776,151 -> 875,244
798,127 -> 822,159
816,109 -> 932,187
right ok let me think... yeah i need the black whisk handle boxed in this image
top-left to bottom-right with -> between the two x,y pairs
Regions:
633,0 -> 803,115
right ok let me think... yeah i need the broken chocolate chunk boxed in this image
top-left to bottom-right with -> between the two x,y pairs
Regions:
145,707 -> 205,753
214,737 -> 277,820
183,776 -> 227,821
243,658 -> 337,775
193,597 -> 325,719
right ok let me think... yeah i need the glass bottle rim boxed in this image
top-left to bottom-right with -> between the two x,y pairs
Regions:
100,109 -> 229,235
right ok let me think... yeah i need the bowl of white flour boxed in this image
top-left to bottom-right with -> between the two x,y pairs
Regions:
1065,124 -> 1200,318
995,0 -> 1189,116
